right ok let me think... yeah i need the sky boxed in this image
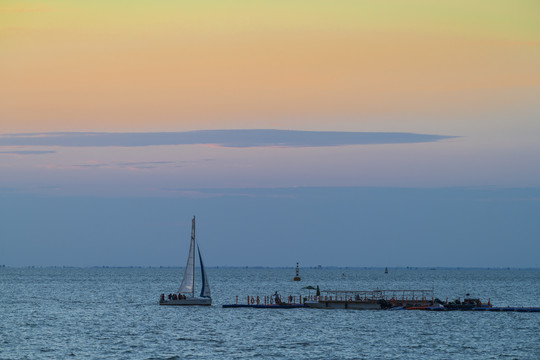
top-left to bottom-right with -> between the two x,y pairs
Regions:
1,1 -> 539,267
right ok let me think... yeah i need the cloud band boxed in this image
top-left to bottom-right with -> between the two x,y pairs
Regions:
0,130 -> 454,148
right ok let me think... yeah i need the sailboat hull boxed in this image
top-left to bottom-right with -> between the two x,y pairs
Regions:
160,297 -> 212,306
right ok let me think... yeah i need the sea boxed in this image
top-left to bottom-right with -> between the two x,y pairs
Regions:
1,267 -> 539,359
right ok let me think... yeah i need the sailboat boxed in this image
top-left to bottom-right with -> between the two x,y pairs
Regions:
159,216 -> 212,306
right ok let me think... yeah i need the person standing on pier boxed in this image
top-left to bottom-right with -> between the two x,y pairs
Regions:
274,291 -> 281,305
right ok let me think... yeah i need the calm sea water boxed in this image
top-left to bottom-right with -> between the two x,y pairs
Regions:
1,267 -> 539,359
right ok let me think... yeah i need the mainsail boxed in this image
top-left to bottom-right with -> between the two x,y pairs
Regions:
178,216 -> 196,296
198,245 -> 211,298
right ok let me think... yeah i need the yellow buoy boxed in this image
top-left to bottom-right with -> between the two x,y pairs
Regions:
293,262 -> 301,281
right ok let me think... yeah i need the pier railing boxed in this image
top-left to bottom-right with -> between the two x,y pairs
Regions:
315,289 -> 437,307
236,295 -> 304,305
234,289 -> 436,307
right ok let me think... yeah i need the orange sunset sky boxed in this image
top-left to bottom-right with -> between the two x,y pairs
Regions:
1,0 -> 539,134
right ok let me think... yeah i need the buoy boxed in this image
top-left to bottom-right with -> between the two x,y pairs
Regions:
293,262 -> 301,281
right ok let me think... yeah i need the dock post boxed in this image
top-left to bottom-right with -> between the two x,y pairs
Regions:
236,295 -> 238,304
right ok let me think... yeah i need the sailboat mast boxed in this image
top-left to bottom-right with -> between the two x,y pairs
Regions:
191,216 -> 196,297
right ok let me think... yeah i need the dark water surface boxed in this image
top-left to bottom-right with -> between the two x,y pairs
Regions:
1,268 -> 539,359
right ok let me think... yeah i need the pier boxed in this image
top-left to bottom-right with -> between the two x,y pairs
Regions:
222,290 -> 540,312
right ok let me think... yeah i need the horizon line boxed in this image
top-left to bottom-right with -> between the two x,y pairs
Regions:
2,265 -> 537,270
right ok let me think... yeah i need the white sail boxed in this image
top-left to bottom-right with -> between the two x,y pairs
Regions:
198,245 -> 211,298
178,216 -> 196,296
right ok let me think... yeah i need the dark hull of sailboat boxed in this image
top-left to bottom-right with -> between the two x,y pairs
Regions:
159,298 -> 212,306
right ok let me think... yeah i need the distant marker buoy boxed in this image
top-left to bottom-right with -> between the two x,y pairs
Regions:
293,262 -> 301,281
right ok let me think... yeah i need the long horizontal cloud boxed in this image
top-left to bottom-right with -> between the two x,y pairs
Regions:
0,150 -> 56,155
70,160 -> 214,170
0,130 -> 454,148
